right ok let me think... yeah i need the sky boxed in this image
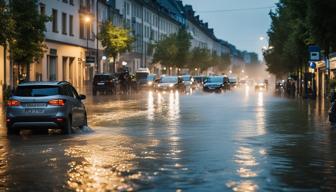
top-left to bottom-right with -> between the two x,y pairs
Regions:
182,0 -> 279,59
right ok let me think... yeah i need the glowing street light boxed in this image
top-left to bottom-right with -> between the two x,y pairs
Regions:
84,16 -> 91,23
241,70 -> 245,73
259,36 -> 265,41
229,70 -> 232,74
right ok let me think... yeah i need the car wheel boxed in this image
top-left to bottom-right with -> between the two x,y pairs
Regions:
7,126 -> 20,135
79,114 -> 88,130
62,117 -> 73,135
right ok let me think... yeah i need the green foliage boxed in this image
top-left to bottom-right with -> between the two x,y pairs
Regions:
98,21 -> 134,59
264,1 -> 309,77
189,47 -> 212,72
307,0 -> 336,56
152,28 -> 191,68
10,0 -> 49,65
175,29 -> 192,68
0,0 -> 14,45
152,34 -> 178,67
265,0 -> 336,77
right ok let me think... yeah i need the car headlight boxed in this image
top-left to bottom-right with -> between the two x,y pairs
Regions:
148,82 -> 153,86
158,84 -> 161,87
169,84 -> 174,87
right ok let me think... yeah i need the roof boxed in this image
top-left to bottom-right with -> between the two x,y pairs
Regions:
18,81 -> 70,86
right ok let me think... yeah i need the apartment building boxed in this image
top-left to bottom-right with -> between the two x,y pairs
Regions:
112,0 -> 183,74
30,0 -> 109,88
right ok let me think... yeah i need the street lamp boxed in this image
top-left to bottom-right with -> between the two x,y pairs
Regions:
84,16 -> 91,61
229,70 -> 232,74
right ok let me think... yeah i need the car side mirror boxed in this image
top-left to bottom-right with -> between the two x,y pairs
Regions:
79,94 -> 86,100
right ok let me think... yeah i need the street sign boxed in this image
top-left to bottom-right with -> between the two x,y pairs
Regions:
309,62 -> 316,69
308,45 -> 321,61
86,56 -> 95,64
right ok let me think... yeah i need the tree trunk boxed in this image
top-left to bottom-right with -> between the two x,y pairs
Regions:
26,62 -> 30,82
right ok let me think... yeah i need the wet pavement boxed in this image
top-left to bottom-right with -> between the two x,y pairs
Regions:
0,87 -> 336,191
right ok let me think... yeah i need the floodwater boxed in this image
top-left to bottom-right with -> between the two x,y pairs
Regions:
0,87 -> 335,191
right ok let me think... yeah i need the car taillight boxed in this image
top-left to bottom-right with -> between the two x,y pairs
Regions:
48,99 -> 65,106
7,99 -> 21,106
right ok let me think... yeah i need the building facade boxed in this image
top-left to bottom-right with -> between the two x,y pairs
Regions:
29,0 -> 110,89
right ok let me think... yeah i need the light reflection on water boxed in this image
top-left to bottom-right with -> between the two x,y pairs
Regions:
1,88 -> 336,191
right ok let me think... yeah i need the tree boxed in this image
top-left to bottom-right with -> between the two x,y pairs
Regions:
152,29 -> 191,70
175,28 -> 192,69
152,34 -> 178,67
0,0 -> 14,46
10,0 -> 49,81
98,21 -> 134,72
307,0 -> 336,56
264,0 -> 309,78
190,47 -> 212,72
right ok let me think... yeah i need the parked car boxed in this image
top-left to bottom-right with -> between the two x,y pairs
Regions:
203,76 -> 224,92
92,74 -> 116,96
157,76 -> 185,91
6,81 -> 87,135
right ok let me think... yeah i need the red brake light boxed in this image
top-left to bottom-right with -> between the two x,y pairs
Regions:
48,99 -> 65,106
7,100 -> 21,106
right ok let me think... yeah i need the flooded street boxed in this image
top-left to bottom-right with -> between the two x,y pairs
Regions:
0,88 -> 336,191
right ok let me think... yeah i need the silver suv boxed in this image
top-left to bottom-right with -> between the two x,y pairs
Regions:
6,81 -> 87,135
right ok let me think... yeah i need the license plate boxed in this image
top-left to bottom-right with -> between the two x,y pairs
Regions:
25,109 -> 44,113
24,103 -> 47,107
97,82 -> 105,85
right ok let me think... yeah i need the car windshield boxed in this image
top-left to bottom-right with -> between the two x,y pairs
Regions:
160,76 -> 178,83
136,72 -> 148,80
147,75 -> 156,81
206,77 -> 223,83
182,76 -> 191,81
15,86 -> 60,97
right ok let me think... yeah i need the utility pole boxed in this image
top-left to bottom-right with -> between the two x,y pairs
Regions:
96,0 -> 99,74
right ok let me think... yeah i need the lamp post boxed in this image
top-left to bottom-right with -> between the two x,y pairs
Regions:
84,16 -> 91,55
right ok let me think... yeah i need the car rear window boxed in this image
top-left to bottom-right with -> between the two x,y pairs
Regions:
94,75 -> 112,81
15,86 -> 60,97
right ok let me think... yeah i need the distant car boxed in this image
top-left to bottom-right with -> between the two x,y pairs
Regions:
228,76 -> 238,88
135,68 -> 150,88
181,75 -> 194,88
92,74 -> 116,96
6,81 -> 87,135
255,82 -> 267,91
157,76 -> 185,91
146,74 -> 157,88
203,76 -> 224,92
194,76 -> 206,85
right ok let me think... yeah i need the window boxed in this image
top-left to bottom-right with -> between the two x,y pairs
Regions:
15,86 -> 60,97
52,9 -> 58,33
69,0 -> 74,5
62,0 -> 68,3
40,3 -> 45,15
69,15 -> 74,36
62,12 -> 67,35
